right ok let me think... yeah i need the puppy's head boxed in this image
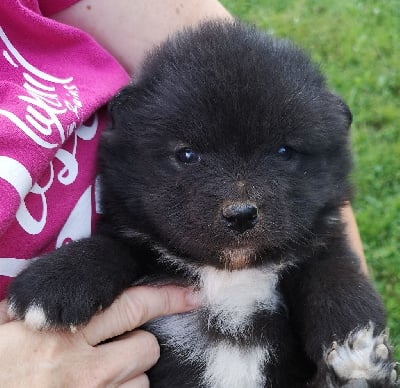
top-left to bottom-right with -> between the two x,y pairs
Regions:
101,21 -> 352,270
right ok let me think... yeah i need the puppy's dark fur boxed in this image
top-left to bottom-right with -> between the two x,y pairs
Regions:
9,21 -> 397,387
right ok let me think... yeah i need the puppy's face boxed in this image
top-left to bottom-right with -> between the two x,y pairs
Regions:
101,22 -> 352,270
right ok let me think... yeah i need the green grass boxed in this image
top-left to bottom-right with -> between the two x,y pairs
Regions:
220,0 -> 400,360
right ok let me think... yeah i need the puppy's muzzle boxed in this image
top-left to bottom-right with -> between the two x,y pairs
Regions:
222,202 -> 258,233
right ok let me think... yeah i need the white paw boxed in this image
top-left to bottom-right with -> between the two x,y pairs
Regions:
8,301 -> 79,333
9,302 -> 50,330
326,323 -> 397,385
24,304 -> 50,330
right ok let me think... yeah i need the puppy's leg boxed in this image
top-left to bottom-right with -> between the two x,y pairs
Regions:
282,242 -> 397,387
8,234 -> 140,330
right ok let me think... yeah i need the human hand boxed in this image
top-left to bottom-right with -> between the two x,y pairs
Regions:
0,286 -> 198,387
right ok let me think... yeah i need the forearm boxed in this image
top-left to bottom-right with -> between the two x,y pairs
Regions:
52,0 -> 232,74
341,203 -> 367,273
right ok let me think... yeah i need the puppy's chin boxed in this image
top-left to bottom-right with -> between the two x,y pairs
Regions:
219,248 -> 257,271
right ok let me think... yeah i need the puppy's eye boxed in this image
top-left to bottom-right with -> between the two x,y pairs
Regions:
175,147 -> 200,164
277,146 -> 294,160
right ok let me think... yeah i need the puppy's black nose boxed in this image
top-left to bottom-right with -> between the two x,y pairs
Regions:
222,202 -> 258,233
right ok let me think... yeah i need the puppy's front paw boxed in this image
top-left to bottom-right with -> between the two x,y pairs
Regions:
325,323 -> 397,387
7,257 -> 108,331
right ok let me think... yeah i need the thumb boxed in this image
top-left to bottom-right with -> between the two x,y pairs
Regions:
82,285 -> 199,346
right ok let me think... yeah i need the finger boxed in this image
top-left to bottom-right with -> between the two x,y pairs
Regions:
0,300 -> 10,324
82,285 -> 199,346
93,330 -> 159,386
118,374 -> 149,388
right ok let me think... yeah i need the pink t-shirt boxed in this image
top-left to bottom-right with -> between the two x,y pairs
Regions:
0,0 -> 131,298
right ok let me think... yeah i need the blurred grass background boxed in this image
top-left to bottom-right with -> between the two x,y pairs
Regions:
220,0 -> 400,359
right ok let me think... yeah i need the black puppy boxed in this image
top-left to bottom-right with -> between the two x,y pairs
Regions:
8,21 -> 397,387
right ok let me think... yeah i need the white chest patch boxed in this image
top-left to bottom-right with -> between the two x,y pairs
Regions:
204,342 -> 270,388
199,266 -> 281,336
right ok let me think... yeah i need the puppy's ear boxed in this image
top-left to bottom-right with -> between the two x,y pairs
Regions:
107,85 -> 138,127
329,92 -> 353,129
101,85 -> 138,148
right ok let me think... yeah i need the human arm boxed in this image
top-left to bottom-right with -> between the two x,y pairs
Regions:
51,0 -> 232,75
341,203 -> 368,273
